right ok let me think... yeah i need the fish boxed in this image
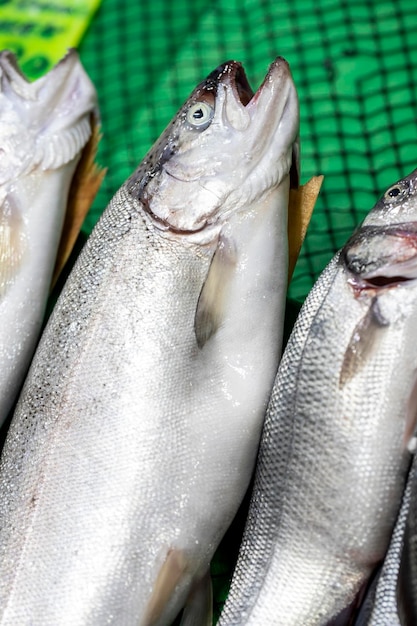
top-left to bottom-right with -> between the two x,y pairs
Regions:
0,57 -> 299,625
0,49 -> 98,427
218,169 -> 417,626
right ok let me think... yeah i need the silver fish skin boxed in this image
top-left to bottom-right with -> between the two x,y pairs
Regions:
0,58 -> 299,625
218,169 -> 417,626
354,454 -> 417,626
0,49 -> 97,425
398,455 -> 417,625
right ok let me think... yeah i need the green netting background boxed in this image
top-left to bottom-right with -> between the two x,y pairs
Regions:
2,0 -> 415,622
74,2 -> 417,619
77,0 -> 417,306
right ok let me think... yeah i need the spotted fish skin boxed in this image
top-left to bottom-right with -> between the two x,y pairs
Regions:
218,169 -> 417,626
0,58 -> 299,625
0,49 -> 97,426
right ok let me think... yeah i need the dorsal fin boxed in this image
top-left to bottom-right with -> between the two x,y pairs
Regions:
51,119 -> 106,287
288,175 -> 323,280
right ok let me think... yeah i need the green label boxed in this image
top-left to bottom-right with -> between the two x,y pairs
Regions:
0,0 -> 101,79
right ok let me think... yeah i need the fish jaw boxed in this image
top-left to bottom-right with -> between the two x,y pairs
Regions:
341,169 -> 417,290
127,57 -> 299,239
344,224 -> 417,282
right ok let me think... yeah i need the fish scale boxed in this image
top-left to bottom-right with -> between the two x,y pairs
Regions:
0,187 -> 222,623
356,455 -> 417,625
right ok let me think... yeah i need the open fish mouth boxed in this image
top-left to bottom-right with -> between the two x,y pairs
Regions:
344,223 -> 417,290
356,274 -> 415,289
185,57 -> 296,139
207,60 -> 254,105
179,56 -> 299,186
208,57 -> 294,106
130,55 -> 299,237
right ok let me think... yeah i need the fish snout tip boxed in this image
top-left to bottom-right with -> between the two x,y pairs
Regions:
264,56 -> 294,88
0,49 -> 26,88
0,49 -> 17,66
53,48 -> 81,72
271,56 -> 291,74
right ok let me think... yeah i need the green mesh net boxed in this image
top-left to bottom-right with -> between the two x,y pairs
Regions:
78,0 -> 417,306
0,0 -> 415,619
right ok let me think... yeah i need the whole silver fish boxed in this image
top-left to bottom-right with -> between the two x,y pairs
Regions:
0,58 -> 299,625
0,49 -> 97,426
218,169 -> 417,626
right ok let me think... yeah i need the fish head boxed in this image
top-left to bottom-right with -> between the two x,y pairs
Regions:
0,49 -> 97,183
365,169 -> 417,226
343,169 -> 417,289
128,57 -> 299,240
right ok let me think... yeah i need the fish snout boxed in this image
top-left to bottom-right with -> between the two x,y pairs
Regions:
343,224 -> 417,289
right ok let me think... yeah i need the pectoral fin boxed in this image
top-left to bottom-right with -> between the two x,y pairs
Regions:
195,234 -> 237,348
288,175 -> 323,280
180,570 -> 213,626
0,194 -> 26,298
144,548 -> 188,626
339,298 -> 388,387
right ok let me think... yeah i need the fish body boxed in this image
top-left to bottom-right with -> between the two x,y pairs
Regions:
219,170 -> 417,626
355,453 -> 417,626
0,58 -> 299,624
398,456 -> 417,625
0,50 -> 97,425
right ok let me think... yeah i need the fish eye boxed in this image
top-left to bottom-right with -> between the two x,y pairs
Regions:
383,182 -> 408,203
186,102 -> 214,129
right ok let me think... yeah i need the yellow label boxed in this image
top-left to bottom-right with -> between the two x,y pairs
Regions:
0,0 -> 101,79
